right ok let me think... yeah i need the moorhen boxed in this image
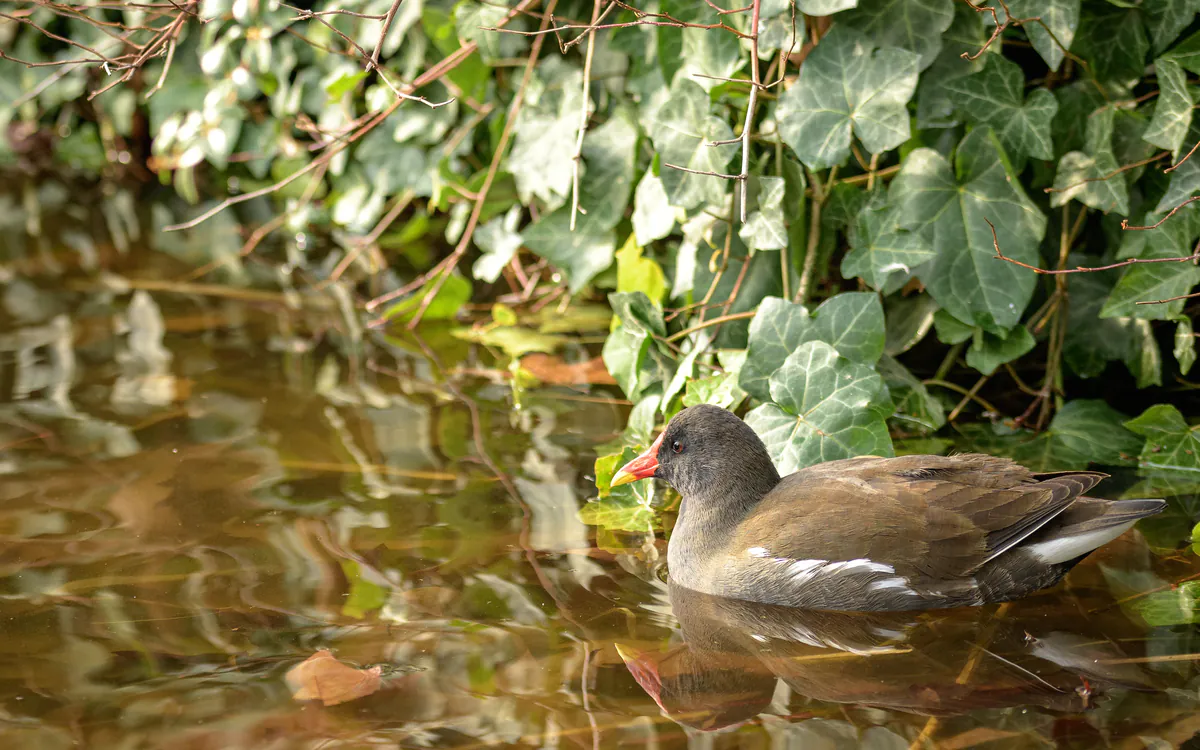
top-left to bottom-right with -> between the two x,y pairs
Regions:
611,405 -> 1165,611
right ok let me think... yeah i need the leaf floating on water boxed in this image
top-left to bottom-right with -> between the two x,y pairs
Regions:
519,354 -> 616,385
285,650 -> 382,707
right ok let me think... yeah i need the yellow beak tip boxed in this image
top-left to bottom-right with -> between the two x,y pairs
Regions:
610,470 -> 638,488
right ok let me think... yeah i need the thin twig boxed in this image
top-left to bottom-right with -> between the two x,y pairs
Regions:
1166,139 -> 1200,174
662,163 -> 744,180
1044,152 -> 1169,194
570,0 -> 604,231
737,0 -> 761,224
402,0 -> 558,329
1122,197 -> 1200,230
988,217 -> 1200,273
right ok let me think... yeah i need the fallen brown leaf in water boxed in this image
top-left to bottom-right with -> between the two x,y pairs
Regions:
519,354 -> 615,385
285,650 -> 382,706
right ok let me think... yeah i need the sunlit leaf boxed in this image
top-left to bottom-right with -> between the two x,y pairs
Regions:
382,272 -> 472,322
1175,316 -> 1196,375
739,293 -> 886,401
842,0 -> 955,70
739,176 -> 788,252
523,210 -> 615,294
1002,0 -> 1080,71
1143,58 -> 1193,156
746,341 -> 894,474
649,79 -> 737,209
1126,404 -> 1200,472
945,55 -> 1058,163
632,167 -> 676,245
1051,105 -> 1129,215
616,235 -> 667,305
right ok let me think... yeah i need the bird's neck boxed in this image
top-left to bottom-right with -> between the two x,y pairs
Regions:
667,471 -> 778,583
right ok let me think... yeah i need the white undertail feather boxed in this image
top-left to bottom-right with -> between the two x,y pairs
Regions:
1026,520 -> 1139,564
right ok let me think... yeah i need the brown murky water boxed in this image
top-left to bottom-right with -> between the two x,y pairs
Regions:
3,183 -> 1200,749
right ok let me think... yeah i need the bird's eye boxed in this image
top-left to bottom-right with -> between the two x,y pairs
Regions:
671,440 -> 683,454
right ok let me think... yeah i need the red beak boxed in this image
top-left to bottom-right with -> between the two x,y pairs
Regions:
611,432 -> 663,487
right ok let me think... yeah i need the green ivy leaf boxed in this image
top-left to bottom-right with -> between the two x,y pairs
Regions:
746,341 -> 894,474
649,79 -> 737,209
1144,58 -> 1193,156
964,326 -> 1036,376
1002,0 -> 1080,71
382,271 -> 472,322
944,55 -> 1058,162
1125,404 -> 1200,472
583,449 -> 657,531
1175,316 -> 1196,375
616,235 -> 667,304
1146,0 -> 1200,53
1074,6 -> 1149,82
776,25 -> 919,170
1100,213 -> 1200,320
579,106 -> 638,230
523,211 -> 616,294
893,129 -> 1047,334
632,167 -> 676,245
878,354 -> 945,434
509,64 -> 583,206
472,206 -> 523,283
841,0 -> 954,70
739,176 -> 788,251
843,193 -> 935,290
739,293 -> 886,401
1051,105 -> 1129,215
915,1 -> 987,128
1016,400 -> 1142,470
1155,143 -> 1200,212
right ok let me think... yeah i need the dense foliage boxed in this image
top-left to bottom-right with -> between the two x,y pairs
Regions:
3,0 -> 1200,534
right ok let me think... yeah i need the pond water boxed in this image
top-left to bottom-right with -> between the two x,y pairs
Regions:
3,184 -> 1200,749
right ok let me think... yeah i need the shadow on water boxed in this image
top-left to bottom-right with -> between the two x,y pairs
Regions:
3,181 -> 1200,748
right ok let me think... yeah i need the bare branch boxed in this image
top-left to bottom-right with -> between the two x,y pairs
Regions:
988,217 -> 1200,274
1122,197 -> 1200,231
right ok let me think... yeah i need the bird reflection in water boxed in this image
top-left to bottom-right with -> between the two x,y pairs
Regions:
617,582 -> 1160,733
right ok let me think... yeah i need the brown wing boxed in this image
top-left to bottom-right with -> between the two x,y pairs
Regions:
730,454 -> 1106,581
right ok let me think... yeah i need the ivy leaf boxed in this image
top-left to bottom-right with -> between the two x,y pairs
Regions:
523,210 -> 615,294
739,176 -> 788,251
879,354 -> 945,434
1144,58 -> 1193,156
508,65 -> 583,206
632,168 -> 675,245
649,79 -> 737,209
944,55 -> 1059,162
965,326 -> 1036,376
746,341 -> 894,474
579,106 -> 638,230
1100,211 -> 1200,320
684,354 -> 748,411
1168,29 -> 1200,73
916,1 -> 987,128
893,129 -> 1047,334
583,448 -> 657,531
1074,6 -> 1149,82
1155,143 -> 1200,212
602,292 -> 667,398
1015,400 -> 1143,470
843,193 -> 935,290
739,293 -> 886,401
1062,259 -> 1134,378
1125,404 -> 1200,472
381,272 -> 472,322
1002,0 -> 1080,71
776,25 -> 919,170
1176,316 -> 1197,375
1051,105 -> 1129,215
841,0 -> 955,70
1146,0 -> 1200,53
615,235 -> 667,304
472,206 -> 523,283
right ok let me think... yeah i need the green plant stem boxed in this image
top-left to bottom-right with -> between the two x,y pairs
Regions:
933,341 -> 965,382
666,310 -> 757,342
796,165 -> 835,304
